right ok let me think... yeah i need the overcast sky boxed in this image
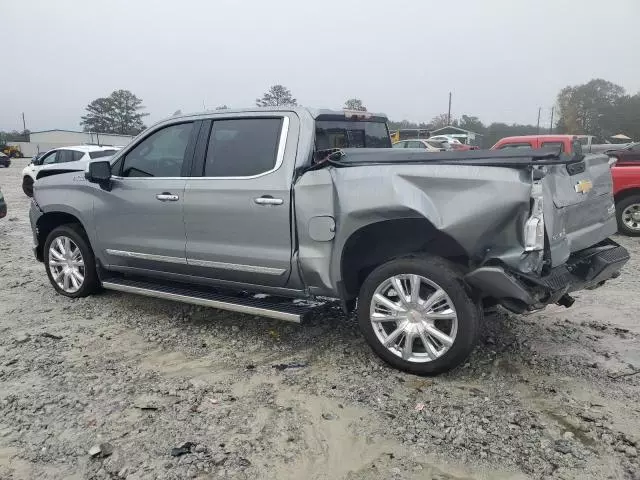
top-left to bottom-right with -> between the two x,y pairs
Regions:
2,0 -> 639,132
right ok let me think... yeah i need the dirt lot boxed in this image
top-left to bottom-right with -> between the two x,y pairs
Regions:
0,159 -> 639,480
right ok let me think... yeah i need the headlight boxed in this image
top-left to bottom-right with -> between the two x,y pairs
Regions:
524,181 -> 545,251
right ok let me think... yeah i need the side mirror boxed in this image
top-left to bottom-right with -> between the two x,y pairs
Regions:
85,160 -> 112,186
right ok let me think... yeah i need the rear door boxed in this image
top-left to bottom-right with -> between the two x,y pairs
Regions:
183,113 -> 297,287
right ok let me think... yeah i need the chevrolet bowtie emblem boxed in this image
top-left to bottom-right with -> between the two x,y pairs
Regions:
575,180 -> 593,194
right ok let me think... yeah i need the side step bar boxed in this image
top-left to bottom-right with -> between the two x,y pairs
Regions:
101,277 -> 318,323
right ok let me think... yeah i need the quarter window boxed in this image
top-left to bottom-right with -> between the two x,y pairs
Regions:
122,122 -> 194,177
204,118 -> 283,177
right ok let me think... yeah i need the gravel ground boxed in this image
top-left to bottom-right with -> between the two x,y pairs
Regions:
1,159 -> 639,480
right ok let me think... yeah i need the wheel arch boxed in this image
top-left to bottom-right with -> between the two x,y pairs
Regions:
614,187 -> 640,204
35,211 -> 89,262
339,218 -> 469,302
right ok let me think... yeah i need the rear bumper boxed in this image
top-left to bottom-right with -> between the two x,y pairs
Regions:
465,239 -> 629,311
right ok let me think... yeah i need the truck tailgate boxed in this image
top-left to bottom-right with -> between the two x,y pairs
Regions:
544,154 -> 617,267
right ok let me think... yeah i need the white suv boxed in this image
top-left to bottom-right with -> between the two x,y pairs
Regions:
22,145 -> 119,197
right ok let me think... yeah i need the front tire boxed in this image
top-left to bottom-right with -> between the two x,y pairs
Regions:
616,195 -> 640,237
44,225 -> 98,298
358,255 -> 480,375
22,176 -> 34,197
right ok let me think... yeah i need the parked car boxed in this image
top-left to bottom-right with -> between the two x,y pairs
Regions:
0,187 -> 6,219
492,135 -> 640,236
605,142 -> 640,164
0,152 -> 11,168
22,145 -> 119,197
428,135 -> 477,151
393,139 -> 447,151
29,107 -> 628,375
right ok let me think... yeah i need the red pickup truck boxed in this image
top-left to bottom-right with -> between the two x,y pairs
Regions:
492,135 -> 640,236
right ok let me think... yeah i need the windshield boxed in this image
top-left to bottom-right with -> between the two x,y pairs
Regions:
315,121 -> 391,149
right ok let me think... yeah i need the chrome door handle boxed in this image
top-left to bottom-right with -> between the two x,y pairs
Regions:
156,193 -> 179,202
254,196 -> 283,206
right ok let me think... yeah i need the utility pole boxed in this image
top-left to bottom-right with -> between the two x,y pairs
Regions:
549,106 -> 554,134
536,107 -> 541,134
447,92 -> 452,125
21,112 -> 26,133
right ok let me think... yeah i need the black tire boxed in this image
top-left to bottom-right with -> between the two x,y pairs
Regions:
616,194 -> 640,237
357,255 -> 480,375
44,224 -> 98,298
22,176 -> 34,197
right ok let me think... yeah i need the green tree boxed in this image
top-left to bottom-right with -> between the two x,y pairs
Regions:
81,90 -> 148,135
343,98 -> 367,111
555,79 -> 626,139
458,115 -> 486,134
256,85 -> 297,107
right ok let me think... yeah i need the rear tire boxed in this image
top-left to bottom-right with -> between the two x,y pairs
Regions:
44,224 -> 98,298
357,255 -> 480,375
22,176 -> 34,197
616,195 -> 640,237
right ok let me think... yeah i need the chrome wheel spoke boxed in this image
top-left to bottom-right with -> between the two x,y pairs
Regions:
425,310 -> 457,321
374,293 -> 405,313
63,272 -> 72,291
391,276 -> 411,308
402,331 -> 415,360
423,289 -> 446,311
371,312 -> 405,323
383,324 -> 406,347
409,275 -> 421,304
418,328 -> 438,359
425,325 -> 454,347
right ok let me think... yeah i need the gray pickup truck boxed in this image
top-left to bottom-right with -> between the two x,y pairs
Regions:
29,107 -> 629,375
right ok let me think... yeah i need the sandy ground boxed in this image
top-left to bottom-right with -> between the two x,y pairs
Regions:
0,159 -> 639,480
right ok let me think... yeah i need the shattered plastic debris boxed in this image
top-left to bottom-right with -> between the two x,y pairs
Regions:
415,403 -> 426,412
170,441 -> 196,457
272,363 -> 307,371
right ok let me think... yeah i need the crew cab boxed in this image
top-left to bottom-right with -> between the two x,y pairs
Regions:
493,135 -> 640,236
29,108 -> 628,375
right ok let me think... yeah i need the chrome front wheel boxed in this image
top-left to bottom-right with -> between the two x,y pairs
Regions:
48,236 -> 85,293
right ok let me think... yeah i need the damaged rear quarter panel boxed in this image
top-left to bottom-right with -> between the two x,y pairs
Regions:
294,163 -> 534,296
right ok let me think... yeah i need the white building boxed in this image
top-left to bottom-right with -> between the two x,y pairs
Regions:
10,129 -> 135,157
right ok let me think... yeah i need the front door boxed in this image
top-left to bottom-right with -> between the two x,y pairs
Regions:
94,121 -> 198,272
183,115 -> 295,287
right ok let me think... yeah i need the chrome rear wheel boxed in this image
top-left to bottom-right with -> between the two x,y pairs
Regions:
370,274 -> 458,363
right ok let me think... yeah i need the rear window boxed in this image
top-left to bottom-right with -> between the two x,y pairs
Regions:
541,142 -> 564,152
90,150 -> 117,159
426,140 -> 444,149
315,121 -> 391,149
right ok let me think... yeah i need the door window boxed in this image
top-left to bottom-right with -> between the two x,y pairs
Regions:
41,151 -> 58,165
122,122 -> 194,177
407,141 -> 424,149
498,142 -> 533,149
204,118 -> 283,177
392,141 -> 406,148
56,150 -> 77,163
